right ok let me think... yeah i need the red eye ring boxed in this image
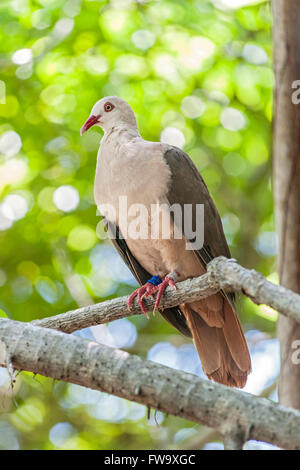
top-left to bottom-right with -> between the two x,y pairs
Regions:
104,102 -> 114,112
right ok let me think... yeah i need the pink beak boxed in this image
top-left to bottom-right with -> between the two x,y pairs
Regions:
80,114 -> 101,135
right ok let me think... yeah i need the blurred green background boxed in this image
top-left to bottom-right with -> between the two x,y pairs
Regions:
0,0 -> 278,450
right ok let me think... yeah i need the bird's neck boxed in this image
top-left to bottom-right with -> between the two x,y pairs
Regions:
104,123 -> 141,141
99,126 -> 143,163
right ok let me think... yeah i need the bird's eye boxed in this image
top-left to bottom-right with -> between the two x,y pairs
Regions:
104,102 -> 114,112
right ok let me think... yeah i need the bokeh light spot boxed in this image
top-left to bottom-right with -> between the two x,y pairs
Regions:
1,194 -> 28,221
49,422 -> 77,448
220,107 -> 247,131
53,185 -> 80,212
12,48 -> 33,65
131,29 -> 156,50
0,131 -> 22,158
181,96 -> 206,119
160,127 -> 185,148
67,225 -> 97,251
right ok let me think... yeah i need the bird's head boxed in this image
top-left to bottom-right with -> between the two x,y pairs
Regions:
80,96 -> 138,135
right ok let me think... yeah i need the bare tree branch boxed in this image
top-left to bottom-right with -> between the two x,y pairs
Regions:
33,257 -> 300,334
1,317 -> 300,450
175,380 -> 278,450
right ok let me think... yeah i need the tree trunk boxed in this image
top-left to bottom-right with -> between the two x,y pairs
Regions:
273,0 -> 300,409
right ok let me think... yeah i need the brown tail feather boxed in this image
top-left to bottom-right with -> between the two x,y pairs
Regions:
221,296 -> 251,373
190,293 -> 224,327
182,298 -> 251,388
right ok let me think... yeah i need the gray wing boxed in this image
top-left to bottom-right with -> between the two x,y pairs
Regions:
163,146 -> 231,266
103,218 -> 192,338
162,148 -> 252,388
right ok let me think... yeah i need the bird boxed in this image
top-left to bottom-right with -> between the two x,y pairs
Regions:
80,96 -> 251,388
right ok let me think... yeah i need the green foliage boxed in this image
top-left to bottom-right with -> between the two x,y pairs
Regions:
0,0 -> 275,450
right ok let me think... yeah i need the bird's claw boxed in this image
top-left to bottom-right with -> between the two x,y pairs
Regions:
150,274 -> 178,313
128,285 -> 150,318
127,271 -> 180,317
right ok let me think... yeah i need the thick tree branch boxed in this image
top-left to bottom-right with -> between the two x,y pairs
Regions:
6,257 -> 300,449
33,257 -> 300,334
1,318 -> 300,450
176,381 -> 278,450
0,319 -> 300,449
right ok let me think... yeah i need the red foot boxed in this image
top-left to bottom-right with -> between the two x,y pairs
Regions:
127,271 -> 180,317
128,283 -> 159,318
149,273 -> 178,311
